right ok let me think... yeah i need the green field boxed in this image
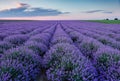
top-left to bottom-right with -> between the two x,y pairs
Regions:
89,20 -> 120,24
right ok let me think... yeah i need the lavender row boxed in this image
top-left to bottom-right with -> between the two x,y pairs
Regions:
69,24 -> 120,42
62,21 -> 120,42
74,25 -> 120,42
0,47 -> 41,81
66,24 -> 120,50
0,22 -> 54,41
0,23 -> 55,55
0,23 -> 56,81
44,24 -> 97,81
24,24 -> 56,57
62,21 -> 120,34
62,24 -> 120,81
78,28 -> 120,50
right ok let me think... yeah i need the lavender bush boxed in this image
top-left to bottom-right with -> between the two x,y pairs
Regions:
29,34 -> 50,46
44,43 -> 97,81
0,33 -> 8,41
93,47 -> 120,81
1,47 -> 42,81
4,34 -> 29,46
24,41 -> 48,56
0,41 -> 13,53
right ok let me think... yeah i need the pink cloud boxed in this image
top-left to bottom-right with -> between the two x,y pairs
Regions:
15,2 -> 30,8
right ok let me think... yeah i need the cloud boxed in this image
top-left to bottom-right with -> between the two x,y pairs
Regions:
83,10 -> 113,14
16,3 -> 30,8
103,11 -> 113,14
84,10 -> 104,13
0,3 -> 69,17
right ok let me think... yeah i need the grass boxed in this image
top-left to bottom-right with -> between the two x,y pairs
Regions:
88,20 -> 120,24
0,20 -> 33,22
0,20 -> 120,24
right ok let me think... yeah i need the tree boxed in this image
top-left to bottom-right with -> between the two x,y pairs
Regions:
106,18 -> 109,20
114,18 -> 118,20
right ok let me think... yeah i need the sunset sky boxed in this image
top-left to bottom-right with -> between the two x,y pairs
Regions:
0,0 -> 120,20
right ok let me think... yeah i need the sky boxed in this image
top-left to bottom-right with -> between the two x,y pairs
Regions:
0,0 -> 120,20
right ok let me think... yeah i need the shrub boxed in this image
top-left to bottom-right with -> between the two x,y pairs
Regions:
0,41 -> 13,53
51,36 -> 73,45
24,41 -> 48,56
4,35 -> 29,46
94,47 -> 120,81
79,40 -> 100,59
1,47 -> 42,80
0,33 -> 8,41
30,34 -> 50,46
0,60 -> 26,81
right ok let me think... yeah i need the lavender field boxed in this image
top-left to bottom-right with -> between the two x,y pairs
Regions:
0,21 -> 120,81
